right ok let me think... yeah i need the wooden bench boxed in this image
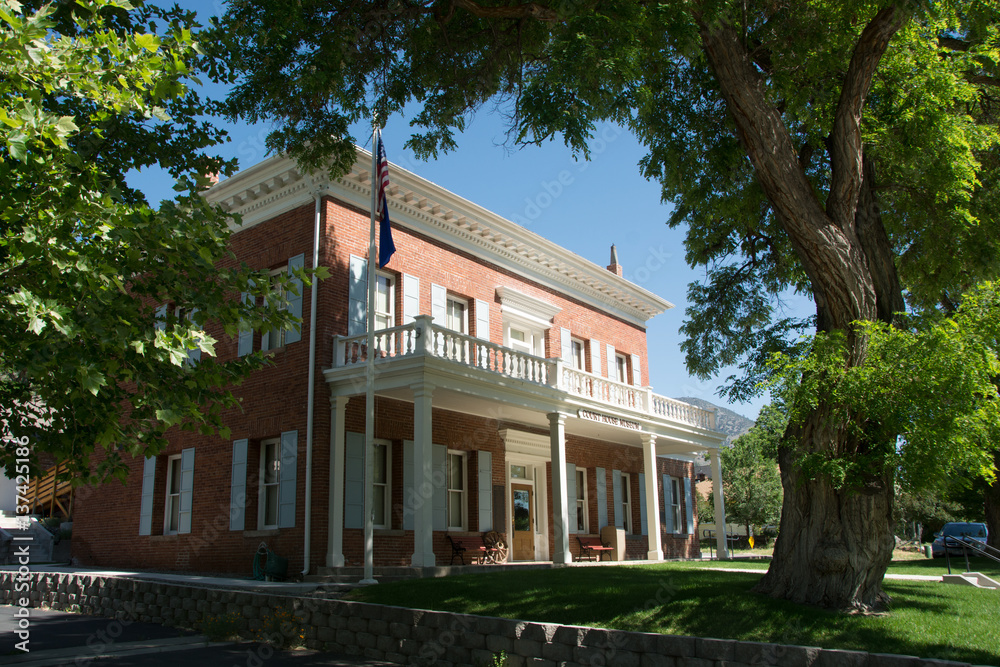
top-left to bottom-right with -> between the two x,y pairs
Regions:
576,535 -> 614,562
447,534 -> 490,565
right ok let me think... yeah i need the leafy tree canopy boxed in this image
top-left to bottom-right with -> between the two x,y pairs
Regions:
720,403 -> 785,535
0,0 -> 305,483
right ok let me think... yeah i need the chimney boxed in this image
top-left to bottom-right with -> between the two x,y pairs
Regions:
607,244 -> 623,277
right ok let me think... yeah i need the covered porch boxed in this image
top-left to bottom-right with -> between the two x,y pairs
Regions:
322,315 -> 730,570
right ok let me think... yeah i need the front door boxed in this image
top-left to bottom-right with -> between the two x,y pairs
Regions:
511,483 -> 535,561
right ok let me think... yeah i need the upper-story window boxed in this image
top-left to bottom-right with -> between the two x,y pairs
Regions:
374,273 -> 395,330
446,296 -> 467,334
571,339 -> 585,370
615,353 -> 629,384
262,266 -> 289,351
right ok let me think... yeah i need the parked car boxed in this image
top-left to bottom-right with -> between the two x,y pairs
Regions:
931,522 -> 988,557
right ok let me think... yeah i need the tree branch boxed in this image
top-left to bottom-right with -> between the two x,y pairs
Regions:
827,5 -> 908,231
450,0 -> 561,22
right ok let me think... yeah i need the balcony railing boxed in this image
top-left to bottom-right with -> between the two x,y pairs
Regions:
332,315 -> 715,431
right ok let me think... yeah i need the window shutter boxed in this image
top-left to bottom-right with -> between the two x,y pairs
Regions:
403,274 -> 420,324
566,463 -> 577,534
238,291 -> 253,357
185,308 -> 201,364
431,284 -> 447,323
154,304 -> 167,332
285,254 -> 304,344
638,472 -> 648,535
139,456 -> 156,536
590,339 -> 602,376
432,444 -> 447,531
612,469 -> 623,527
230,439 -> 248,531
606,344 -> 616,380
683,477 -> 694,536
278,430 -> 298,528
348,256 -> 367,335
345,432 -> 365,529
178,447 -> 195,535
596,467 -> 608,530
402,440 -> 414,530
475,299 -> 490,340
478,450 -> 492,531
662,474 -> 674,533
631,353 -> 642,387
560,328 -> 572,362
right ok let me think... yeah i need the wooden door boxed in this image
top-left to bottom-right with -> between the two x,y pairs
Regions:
511,483 -> 535,561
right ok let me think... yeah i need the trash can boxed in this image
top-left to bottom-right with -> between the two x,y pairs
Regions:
264,550 -> 289,581
923,544 -> 932,559
601,526 -> 626,562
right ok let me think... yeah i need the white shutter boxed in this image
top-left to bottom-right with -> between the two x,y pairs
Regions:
590,339 -> 602,376
662,474 -> 675,533
431,284 -> 446,323
478,451 -> 492,531
596,467 -> 608,530
230,439 -> 248,531
185,308 -> 201,364
612,469 -> 623,527
238,291 -> 253,357
278,430 -> 298,528
606,343 -> 616,380
403,274 -> 420,324
403,440 -> 415,530
566,463 -> 577,534
560,328 -> 572,362
638,472 -> 648,535
348,255 -> 367,335
345,432 -> 365,529
178,447 -> 195,535
631,353 -> 642,387
154,304 -> 168,333
432,444 -> 447,531
285,254 -> 304,344
139,456 -> 156,536
475,299 -> 490,340
684,477 -> 695,535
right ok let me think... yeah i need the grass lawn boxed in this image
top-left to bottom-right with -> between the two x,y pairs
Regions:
697,555 -> 1000,578
345,563 -> 999,664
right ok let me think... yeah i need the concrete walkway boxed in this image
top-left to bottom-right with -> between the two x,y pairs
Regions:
699,566 -> 945,581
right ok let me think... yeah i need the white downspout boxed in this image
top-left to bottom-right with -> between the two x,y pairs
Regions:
302,188 -> 323,576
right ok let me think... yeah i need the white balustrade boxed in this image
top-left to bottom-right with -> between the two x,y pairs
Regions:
331,320 -> 715,431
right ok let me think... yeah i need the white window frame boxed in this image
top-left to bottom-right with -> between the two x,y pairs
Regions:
669,476 -> 683,534
446,450 -> 467,531
570,339 -> 585,371
446,296 -> 468,334
372,440 -> 391,529
374,271 -> 395,331
163,454 -> 182,535
615,353 -> 629,384
262,266 -> 288,352
258,438 -> 280,530
620,472 -> 632,534
575,467 -> 588,533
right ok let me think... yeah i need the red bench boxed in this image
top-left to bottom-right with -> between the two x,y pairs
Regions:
447,534 -> 490,565
576,535 -> 614,561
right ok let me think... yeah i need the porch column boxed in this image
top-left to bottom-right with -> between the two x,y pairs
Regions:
548,412 -> 572,564
642,434 -> 663,561
327,396 -> 348,567
411,382 -> 436,567
709,448 -> 729,559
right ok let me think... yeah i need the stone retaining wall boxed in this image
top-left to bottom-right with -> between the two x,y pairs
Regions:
0,572 -> 982,667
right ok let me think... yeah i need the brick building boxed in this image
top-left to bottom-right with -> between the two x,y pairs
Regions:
72,147 -> 729,575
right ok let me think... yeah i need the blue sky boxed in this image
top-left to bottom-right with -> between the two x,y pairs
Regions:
132,2 -> 816,422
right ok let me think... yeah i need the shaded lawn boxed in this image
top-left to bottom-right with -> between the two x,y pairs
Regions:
346,564 -> 999,664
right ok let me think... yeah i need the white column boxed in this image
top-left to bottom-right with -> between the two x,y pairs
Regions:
327,396 -> 348,567
411,382 -> 436,567
548,412 -> 572,564
642,434 -> 663,561
709,448 -> 729,559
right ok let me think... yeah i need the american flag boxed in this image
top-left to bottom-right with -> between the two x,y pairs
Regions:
376,132 -> 396,268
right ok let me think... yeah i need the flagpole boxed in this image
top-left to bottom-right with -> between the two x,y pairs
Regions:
361,121 -> 379,585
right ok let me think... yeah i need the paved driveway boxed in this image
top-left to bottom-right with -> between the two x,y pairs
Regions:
1,607 -> 391,667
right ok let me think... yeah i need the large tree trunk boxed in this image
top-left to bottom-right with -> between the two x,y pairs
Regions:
694,5 -> 908,610
985,451 -> 1000,550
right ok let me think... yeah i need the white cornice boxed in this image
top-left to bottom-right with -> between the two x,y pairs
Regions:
204,148 -> 675,326
496,286 -> 562,328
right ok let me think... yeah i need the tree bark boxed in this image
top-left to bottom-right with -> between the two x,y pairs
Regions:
985,451 -> 1000,550
694,6 -> 907,610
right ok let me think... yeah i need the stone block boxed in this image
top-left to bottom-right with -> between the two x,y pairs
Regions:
513,639 -> 542,658
777,645 -> 823,667
347,616 -> 368,632
356,631 -> 377,649
317,625 -> 336,642
697,637 -> 735,661
486,634 -> 514,653
541,641 -> 573,662
868,655 -> 919,667
389,622 -> 412,640
368,618 -> 387,635
734,641 -> 782,665
813,649 -> 870,667
640,653 -> 676,667
335,629 -> 356,646
412,625 -> 435,642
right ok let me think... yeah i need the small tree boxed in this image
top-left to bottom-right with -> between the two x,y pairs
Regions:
720,405 -> 786,540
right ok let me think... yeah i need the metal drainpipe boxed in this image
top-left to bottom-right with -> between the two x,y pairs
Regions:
302,188 -> 323,576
